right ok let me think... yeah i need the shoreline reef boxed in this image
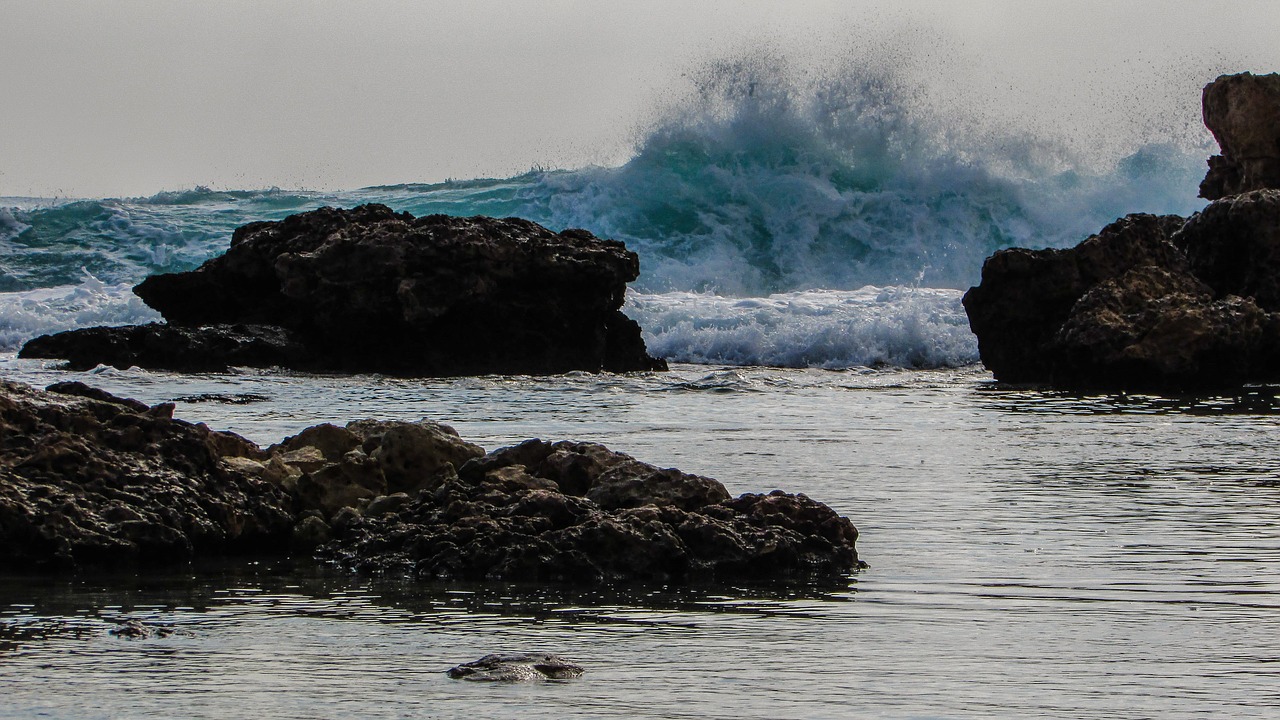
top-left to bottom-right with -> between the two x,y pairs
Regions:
0,378 -> 864,583
964,72 -> 1280,392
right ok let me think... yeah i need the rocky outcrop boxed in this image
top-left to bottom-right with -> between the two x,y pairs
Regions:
447,654 -> 584,682
966,202 -> 1280,391
1173,189 -> 1280,307
962,214 -> 1188,384
20,204 -> 666,376
0,380 -> 293,570
965,73 -> 1280,392
1,381 -> 864,583
308,438 -> 864,584
1051,265 -> 1279,388
1200,73 -> 1280,200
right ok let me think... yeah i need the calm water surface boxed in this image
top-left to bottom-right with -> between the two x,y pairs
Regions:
2,356 -> 1279,719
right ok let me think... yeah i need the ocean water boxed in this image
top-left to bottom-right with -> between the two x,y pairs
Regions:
4,55 -> 1276,719
2,359 -> 1279,719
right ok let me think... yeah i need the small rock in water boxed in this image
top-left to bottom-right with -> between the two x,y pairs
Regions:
172,393 -> 271,405
446,653 -> 584,682
108,620 -> 174,640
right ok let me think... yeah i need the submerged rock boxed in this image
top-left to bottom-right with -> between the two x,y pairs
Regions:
447,654 -> 584,682
21,205 -> 666,376
1199,72 -> 1280,200
0,380 -> 293,570
108,620 -> 175,640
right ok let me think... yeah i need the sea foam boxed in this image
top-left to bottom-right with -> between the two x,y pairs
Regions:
626,287 -> 976,369
0,273 -> 160,352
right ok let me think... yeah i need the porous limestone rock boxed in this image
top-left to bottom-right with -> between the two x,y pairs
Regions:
0,380 -> 293,570
1200,72 -> 1280,200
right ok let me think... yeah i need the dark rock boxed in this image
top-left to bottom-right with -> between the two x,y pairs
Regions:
3,379 -> 860,583
0,380 -> 294,570
317,437 -> 864,584
1052,266 -> 1279,389
962,213 -> 1187,383
1199,73 -> 1280,200
1173,189 -> 1280,310
447,654 -> 584,682
24,204 -> 666,376
19,323 -> 307,372
964,73 -> 1280,392
108,620 -> 174,640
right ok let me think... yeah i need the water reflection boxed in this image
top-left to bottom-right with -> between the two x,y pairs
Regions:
976,382 -> 1280,416
0,559 -> 857,655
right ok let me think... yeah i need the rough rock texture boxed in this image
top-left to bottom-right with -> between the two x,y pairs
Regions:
1200,73 -> 1280,200
311,438 -> 864,584
965,73 -> 1280,392
264,418 -> 485,519
0,380 -> 293,570
962,214 -> 1188,383
20,323 -> 306,373
1173,189 -> 1280,309
1052,266 -> 1279,388
21,204 -> 666,376
447,654 -> 584,682
2,380 -> 862,583
965,207 -> 1280,391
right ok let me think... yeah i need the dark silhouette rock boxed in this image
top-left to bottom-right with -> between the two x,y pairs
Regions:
965,73 -> 1280,392
1173,189 -> 1280,310
447,654 -> 584,682
1200,73 -> 1280,200
962,214 -> 1187,383
0,380 -> 294,570
1052,265 -> 1279,388
20,323 -> 306,372
21,204 -> 666,376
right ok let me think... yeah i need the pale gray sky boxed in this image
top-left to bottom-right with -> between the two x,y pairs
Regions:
2,0 -> 1277,197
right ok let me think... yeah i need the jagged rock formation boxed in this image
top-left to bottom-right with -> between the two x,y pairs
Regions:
965,72 -> 1280,392
287,432 -> 864,584
0,380 -> 293,569
1200,72 -> 1280,200
21,205 -> 666,376
966,194 -> 1280,391
963,214 -> 1188,384
1,381 -> 864,583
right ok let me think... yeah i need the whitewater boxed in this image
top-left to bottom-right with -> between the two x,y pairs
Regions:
0,59 -> 1208,368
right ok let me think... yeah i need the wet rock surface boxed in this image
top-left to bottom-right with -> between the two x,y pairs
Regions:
21,204 -> 665,376
311,438 -> 864,584
965,73 -> 1280,392
1,381 -> 863,584
0,380 -> 294,570
447,653 -> 584,682
20,323 -> 307,373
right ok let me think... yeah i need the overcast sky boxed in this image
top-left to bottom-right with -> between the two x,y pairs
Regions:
2,1 -> 1278,198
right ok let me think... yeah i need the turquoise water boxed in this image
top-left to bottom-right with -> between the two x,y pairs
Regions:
3,357 -> 1278,719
